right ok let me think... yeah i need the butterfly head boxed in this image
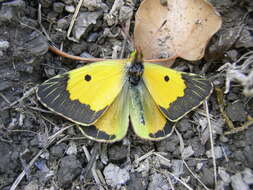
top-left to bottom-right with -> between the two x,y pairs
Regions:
128,49 -> 144,86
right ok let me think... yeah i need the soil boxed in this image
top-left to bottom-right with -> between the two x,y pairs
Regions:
0,0 -> 253,190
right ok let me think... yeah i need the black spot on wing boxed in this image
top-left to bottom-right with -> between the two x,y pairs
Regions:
84,74 -> 91,81
37,74 -> 106,125
149,120 -> 175,138
164,75 -> 170,82
82,125 -> 116,141
160,73 -> 213,121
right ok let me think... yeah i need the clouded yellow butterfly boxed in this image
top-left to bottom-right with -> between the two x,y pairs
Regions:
37,50 -> 212,142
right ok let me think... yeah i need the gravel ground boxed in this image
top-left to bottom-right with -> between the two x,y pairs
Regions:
0,0 -> 253,190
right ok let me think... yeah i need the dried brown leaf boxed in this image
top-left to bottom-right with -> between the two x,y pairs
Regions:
134,0 -> 222,61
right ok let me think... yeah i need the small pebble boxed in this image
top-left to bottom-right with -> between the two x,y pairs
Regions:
148,173 -> 170,190
103,163 -> 130,187
66,141 -> 77,155
242,168 -> 253,185
206,146 -> 224,159
231,173 -> 249,190
108,144 -> 127,162
57,18 -> 69,30
65,5 -> 75,13
57,156 -> 82,188
226,101 -> 247,122
53,2 -> 65,13
0,40 -> 10,51
218,167 -> 231,184
73,11 -> 103,40
24,180 -> 39,190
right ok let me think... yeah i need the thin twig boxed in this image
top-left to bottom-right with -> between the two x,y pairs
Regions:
166,171 -> 194,190
0,92 -> 10,104
82,145 -> 105,190
183,160 -> 210,190
38,3 -> 52,42
10,125 -> 72,190
67,0 -> 84,42
2,87 -> 37,111
204,100 -> 217,187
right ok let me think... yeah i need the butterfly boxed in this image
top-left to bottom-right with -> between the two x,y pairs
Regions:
37,50 -> 213,142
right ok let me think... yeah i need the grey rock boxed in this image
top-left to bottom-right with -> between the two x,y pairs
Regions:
53,2 -> 65,13
182,146 -> 194,159
0,0 -> 25,23
226,101 -> 247,122
14,31 -> 48,62
226,49 -> 239,62
108,144 -> 127,162
82,0 -> 108,11
231,173 -> 249,190
218,167 -> 231,184
200,167 -> 214,187
156,134 -> 179,152
244,146 -> 253,168
40,0 -> 52,8
177,118 -> 191,132
0,81 -> 13,91
0,6 -> 15,23
148,173 -> 170,190
60,0 -> 73,5
227,92 -> 238,101
0,40 -> 9,51
234,150 -> 246,161
242,168 -> 253,185
0,142 -> 19,174
57,18 -> 69,30
103,163 -> 130,187
87,32 -> 99,42
171,159 -> 184,177
80,52 -> 95,59
119,5 -> 133,22
66,141 -> 77,155
216,181 -> 229,190
16,63 -> 34,74
206,146 -> 224,159
190,137 -> 205,156
245,127 -> 253,145
127,173 -> 148,190
73,11 -> 103,41
65,5 -> 75,13
34,159 -> 50,173
159,156 -> 172,169
57,155 -> 82,188
50,143 -> 67,158
24,180 -> 39,190
235,28 -> 253,48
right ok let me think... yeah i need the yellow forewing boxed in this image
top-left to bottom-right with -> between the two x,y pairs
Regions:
143,63 -> 213,121
37,59 -> 127,125
129,81 -> 175,140
67,60 -> 126,111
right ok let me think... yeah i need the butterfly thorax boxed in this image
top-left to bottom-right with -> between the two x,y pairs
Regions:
127,50 -> 144,86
